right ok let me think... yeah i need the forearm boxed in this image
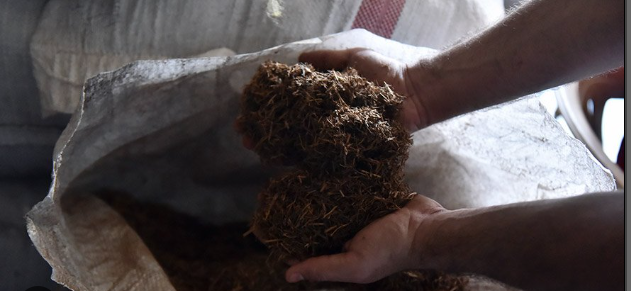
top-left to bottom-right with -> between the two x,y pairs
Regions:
416,191 -> 624,291
407,0 -> 624,126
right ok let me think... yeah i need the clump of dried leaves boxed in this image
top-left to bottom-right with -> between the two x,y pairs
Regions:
238,61 -> 408,176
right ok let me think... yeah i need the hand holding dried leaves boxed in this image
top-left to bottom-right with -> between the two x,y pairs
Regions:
237,61 -> 464,290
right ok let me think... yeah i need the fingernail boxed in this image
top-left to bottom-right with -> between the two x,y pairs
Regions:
288,273 -> 304,283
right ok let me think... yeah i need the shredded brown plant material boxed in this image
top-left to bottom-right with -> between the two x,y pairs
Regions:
237,61 -> 408,176
236,61 -> 467,290
97,191 -> 323,291
99,191 -> 466,291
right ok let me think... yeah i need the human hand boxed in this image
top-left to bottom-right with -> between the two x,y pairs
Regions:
285,195 -> 447,284
299,48 -> 429,132
237,48 -> 429,150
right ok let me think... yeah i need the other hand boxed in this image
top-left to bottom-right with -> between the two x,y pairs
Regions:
299,48 -> 428,132
285,195 -> 447,284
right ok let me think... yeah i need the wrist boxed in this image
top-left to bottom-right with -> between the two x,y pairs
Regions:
403,59 -> 447,130
404,199 -> 454,271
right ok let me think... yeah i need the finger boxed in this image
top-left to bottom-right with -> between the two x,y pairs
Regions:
347,50 -> 405,89
286,252 -> 371,283
299,48 -> 368,71
300,49 -> 407,97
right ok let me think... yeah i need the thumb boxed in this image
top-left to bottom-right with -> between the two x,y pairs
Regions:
286,251 -> 369,283
405,194 -> 446,214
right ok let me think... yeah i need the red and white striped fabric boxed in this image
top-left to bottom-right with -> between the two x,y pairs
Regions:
351,0 -> 407,39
